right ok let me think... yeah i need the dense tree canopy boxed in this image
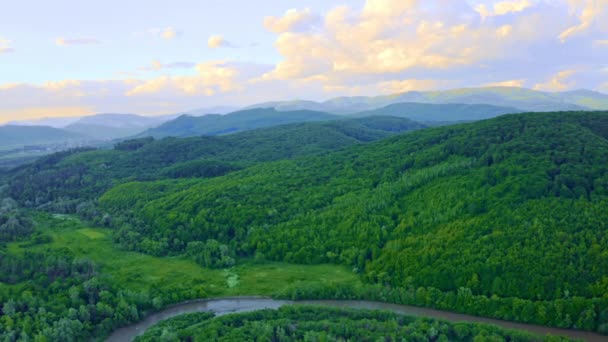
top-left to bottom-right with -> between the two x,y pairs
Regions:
2,111 -> 608,339
135,306 -> 573,342
6,116 -> 424,209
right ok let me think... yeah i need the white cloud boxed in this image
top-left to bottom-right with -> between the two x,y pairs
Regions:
264,8 -> 319,33
161,27 -> 181,40
138,60 -> 196,71
534,70 -> 577,91
0,106 -> 94,123
377,79 -> 443,93
127,61 -> 240,97
208,35 -> 234,48
485,79 -> 527,87
0,36 -> 15,53
141,27 -> 183,40
475,0 -> 533,20
55,37 -> 100,46
559,0 -> 608,42
259,0 -> 549,86
496,25 -> 513,37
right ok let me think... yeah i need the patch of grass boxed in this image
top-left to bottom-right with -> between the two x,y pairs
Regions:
7,213 -> 362,298
76,228 -> 106,239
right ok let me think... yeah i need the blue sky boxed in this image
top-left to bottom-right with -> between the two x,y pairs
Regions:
1,0 -> 607,122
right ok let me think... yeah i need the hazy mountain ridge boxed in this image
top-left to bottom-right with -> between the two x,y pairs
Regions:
141,102 -> 527,139
139,108 -> 341,138
247,87 -> 607,113
0,125 -> 88,147
350,102 -> 523,123
63,113 -> 177,140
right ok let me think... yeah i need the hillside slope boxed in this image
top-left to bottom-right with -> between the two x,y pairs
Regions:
352,102 -> 522,123
101,112 -> 608,306
139,108 -> 340,138
7,116 -> 425,207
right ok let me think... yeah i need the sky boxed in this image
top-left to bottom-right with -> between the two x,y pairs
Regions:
0,0 -> 607,122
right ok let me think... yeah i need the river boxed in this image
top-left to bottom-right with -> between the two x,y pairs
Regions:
106,297 -> 606,342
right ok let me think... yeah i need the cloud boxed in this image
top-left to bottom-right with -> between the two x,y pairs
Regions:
485,79 -> 527,87
377,79 -> 443,93
141,27 -> 183,40
55,37 -> 100,46
0,37 -> 15,53
127,61 -> 240,97
496,25 -> 513,37
264,8 -> 320,33
3,0 -> 608,123
253,0 -> 608,97
259,0 -> 547,85
139,60 -> 196,71
208,35 -> 234,48
161,27 -> 181,39
559,0 -> 608,42
475,0 -> 533,20
43,80 -> 83,92
0,106 -> 94,124
166,61 -> 197,69
534,70 -> 577,91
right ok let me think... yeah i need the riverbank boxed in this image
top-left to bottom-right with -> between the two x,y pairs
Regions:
107,297 -> 606,342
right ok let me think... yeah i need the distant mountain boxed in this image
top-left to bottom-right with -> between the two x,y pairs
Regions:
139,108 -> 341,138
389,87 -> 587,112
183,106 -> 239,116
0,125 -> 87,148
558,89 -> 608,110
351,102 -> 522,123
64,113 -> 175,140
6,117 -> 82,128
246,87 -> 607,113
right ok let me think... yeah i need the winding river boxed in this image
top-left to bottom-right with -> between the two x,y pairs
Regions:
106,297 -> 606,342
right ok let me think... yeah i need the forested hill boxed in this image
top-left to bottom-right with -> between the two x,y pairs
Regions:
6,116 -> 425,210
0,125 -> 87,147
137,102 -> 526,139
138,108 -> 340,138
101,111 -> 608,305
351,102 -> 522,123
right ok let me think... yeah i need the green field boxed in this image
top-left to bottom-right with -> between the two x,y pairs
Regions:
7,213 -> 361,298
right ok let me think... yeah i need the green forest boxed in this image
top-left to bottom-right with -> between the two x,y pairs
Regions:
1,111 -> 607,340
135,306 -> 573,342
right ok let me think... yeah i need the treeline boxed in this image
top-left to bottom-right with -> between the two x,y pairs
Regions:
274,282 -> 608,334
0,188 -> 33,243
0,250 -> 207,341
135,305 -> 573,342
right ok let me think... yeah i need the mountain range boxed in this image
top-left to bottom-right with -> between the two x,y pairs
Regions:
2,86 -> 608,168
0,125 -> 87,148
247,87 -> 608,113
